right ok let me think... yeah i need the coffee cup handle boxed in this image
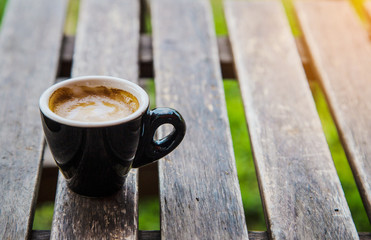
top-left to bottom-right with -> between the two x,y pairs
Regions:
132,108 -> 186,168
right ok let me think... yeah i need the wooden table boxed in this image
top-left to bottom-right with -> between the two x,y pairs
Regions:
1,0 -> 370,239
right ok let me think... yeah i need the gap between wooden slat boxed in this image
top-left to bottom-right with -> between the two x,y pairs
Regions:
30,230 -> 371,240
59,34 -> 312,80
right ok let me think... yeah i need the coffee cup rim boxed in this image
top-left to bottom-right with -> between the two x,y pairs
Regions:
39,76 -> 149,127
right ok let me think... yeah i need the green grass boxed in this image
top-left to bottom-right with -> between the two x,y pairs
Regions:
138,80 -> 160,231
139,197 -> 160,230
224,80 -> 266,230
0,0 -> 7,26
32,202 -> 54,230
210,0 -> 227,35
64,0 -> 79,35
310,82 -> 371,231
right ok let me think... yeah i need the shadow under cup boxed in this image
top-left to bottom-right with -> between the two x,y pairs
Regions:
39,76 -> 186,197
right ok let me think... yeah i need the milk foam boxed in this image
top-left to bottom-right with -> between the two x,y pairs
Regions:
49,86 -> 139,122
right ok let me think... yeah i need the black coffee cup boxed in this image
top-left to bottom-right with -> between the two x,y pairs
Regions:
39,76 -> 186,197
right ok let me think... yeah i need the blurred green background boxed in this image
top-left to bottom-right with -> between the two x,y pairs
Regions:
0,0 -> 369,232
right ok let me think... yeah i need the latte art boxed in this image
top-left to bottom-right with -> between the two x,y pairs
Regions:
49,86 -> 139,122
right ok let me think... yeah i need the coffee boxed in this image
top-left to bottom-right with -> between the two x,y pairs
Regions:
40,76 -> 186,196
49,85 -> 139,122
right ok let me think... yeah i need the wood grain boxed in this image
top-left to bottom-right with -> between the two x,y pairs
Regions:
50,0 -> 140,239
52,173 -> 138,239
0,0 -> 67,239
31,230 -> 51,240
225,1 -> 358,239
151,0 -> 249,238
360,232 -> 371,240
296,0 -> 371,221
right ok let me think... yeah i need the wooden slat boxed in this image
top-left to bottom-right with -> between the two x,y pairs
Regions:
50,0 -> 140,239
31,230 -> 51,240
0,0 -> 67,239
225,1 -> 358,239
138,230 -> 161,240
360,232 -> 371,240
151,0 -> 249,239
296,0 -> 371,221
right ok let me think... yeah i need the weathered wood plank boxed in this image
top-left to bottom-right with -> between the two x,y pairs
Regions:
225,1 -> 358,239
58,36 -> 75,77
138,230 -> 161,240
360,232 -> 371,240
296,0 -> 371,221
52,173 -> 138,239
151,0 -> 249,239
139,34 -> 154,78
0,0 -> 67,239
295,37 -> 317,81
50,0 -> 140,239
218,36 -> 236,79
31,230 -> 51,240
70,0 -> 140,80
